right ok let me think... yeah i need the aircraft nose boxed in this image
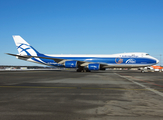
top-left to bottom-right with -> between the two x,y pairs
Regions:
156,59 -> 159,64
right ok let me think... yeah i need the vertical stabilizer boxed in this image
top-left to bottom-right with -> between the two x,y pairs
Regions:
13,35 -> 40,56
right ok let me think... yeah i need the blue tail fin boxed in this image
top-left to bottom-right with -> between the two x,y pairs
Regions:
13,35 -> 41,56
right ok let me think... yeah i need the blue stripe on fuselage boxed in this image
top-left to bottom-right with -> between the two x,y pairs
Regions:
32,54 -> 157,67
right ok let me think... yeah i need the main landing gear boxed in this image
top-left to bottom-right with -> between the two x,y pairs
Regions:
141,70 -> 145,73
76,68 -> 91,72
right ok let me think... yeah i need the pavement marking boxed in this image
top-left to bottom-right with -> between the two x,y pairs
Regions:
0,86 -> 77,89
81,87 -> 163,91
133,77 -> 163,88
118,73 -> 163,88
0,85 -> 163,91
115,73 -> 163,97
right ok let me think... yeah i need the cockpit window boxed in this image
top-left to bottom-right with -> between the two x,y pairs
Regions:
146,54 -> 149,55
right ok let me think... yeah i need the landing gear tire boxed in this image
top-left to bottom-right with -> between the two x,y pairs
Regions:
76,68 -> 91,72
141,70 -> 145,73
82,69 -> 87,72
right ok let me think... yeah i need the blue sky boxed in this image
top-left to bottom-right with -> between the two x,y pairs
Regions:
0,0 -> 163,66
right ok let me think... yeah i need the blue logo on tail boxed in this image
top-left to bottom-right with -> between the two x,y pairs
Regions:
17,43 -> 40,56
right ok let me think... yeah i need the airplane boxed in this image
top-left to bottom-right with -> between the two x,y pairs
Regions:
7,35 -> 159,72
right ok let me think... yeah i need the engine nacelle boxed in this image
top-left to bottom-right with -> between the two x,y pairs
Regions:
88,64 -> 100,70
65,61 -> 77,68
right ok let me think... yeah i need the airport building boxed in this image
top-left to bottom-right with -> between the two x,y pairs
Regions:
0,66 -> 58,70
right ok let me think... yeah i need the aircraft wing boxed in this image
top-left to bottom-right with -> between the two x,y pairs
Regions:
6,53 -> 98,67
6,53 -> 68,63
6,53 -> 108,69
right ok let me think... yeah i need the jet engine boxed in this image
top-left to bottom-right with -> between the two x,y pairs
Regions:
88,64 -> 100,70
64,61 -> 77,68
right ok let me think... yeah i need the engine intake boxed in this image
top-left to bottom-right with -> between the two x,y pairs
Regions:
65,61 -> 77,68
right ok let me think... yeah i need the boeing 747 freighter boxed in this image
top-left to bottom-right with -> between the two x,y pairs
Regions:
7,36 -> 159,72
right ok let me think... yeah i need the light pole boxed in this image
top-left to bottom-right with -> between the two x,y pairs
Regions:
160,54 -> 162,66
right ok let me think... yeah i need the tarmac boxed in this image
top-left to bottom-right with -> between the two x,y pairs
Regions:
0,70 -> 163,120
